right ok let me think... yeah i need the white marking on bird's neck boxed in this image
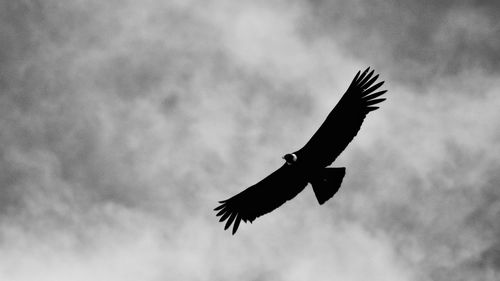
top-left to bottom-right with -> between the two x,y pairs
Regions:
286,153 -> 297,165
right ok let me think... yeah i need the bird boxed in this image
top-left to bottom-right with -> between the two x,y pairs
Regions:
214,67 -> 387,234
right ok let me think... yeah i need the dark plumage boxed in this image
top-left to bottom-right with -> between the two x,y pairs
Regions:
214,67 -> 388,234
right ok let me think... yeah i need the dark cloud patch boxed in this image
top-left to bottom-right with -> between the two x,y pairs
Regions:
304,0 -> 500,89
464,170 -> 500,273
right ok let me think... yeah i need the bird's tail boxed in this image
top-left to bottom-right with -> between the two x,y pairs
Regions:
310,167 -> 346,205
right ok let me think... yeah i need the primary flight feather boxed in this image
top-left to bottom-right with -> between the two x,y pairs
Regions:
214,67 -> 388,234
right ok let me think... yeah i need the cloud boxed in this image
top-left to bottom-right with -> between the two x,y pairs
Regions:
306,0 -> 500,89
0,0 -> 499,280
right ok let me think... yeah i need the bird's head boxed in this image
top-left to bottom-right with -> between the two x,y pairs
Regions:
282,153 -> 297,165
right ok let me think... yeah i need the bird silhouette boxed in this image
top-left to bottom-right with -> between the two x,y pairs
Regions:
214,67 -> 388,234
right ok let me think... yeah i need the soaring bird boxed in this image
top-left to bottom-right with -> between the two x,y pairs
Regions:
214,67 -> 387,234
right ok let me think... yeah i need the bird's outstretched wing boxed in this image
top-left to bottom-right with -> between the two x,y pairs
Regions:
295,67 -> 387,167
214,164 -> 308,234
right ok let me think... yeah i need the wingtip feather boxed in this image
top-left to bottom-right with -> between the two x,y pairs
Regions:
214,204 -> 225,211
216,207 -> 227,217
224,213 -> 237,230
364,90 -> 387,101
357,67 -> 371,82
219,211 -> 231,222
363,81 -> 384,96
358,69 -> 375,87
365,98 -> 386,106
232,215 -> 241,235
352,70 -> 361,84
366,106 -> 380,112
362,74 -> 379,89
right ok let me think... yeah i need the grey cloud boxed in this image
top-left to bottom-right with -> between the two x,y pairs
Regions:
1,0 -> 500,280
305,0 -> 500,89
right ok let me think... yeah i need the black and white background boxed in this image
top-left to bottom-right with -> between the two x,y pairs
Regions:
1,1 -> 499,280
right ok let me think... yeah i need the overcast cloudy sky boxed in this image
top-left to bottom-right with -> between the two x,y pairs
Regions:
1,0 -> 499,280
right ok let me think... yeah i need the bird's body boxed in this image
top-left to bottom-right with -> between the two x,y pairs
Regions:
215,67 -> 388,234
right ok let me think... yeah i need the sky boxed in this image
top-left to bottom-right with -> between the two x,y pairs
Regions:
0,0 -> 499,280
